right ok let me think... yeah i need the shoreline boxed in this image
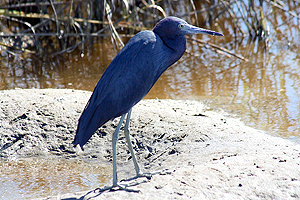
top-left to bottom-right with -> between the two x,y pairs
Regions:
0,89 -> 299,199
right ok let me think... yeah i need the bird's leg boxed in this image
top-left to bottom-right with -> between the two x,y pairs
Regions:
112,113 -> 126,186
122,108 -> 159,183
123,108 -> 142,176
94,110 -> 166,194
94,114 -> 139,193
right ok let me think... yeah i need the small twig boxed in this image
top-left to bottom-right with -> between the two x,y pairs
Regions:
189,37 -> 249,61
265,0 -> 300,19
0,1 -> 83,9
0,33 -> 112,37
105,2 -> 124,48
141,0 -> 166,17
49,0 -> 60,35
0,9 -> 109,25
0,15 -> 36,35
0,42 -> 36,54
20,3 -> 70,34
0,15 -> 39,52
51,24 -> 110,56
220,0 -> 245,36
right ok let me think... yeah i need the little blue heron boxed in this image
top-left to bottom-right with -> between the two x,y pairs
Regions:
73,16 -> 223,191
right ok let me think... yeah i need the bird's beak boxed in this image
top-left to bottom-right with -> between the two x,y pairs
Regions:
185,24 -> 223,36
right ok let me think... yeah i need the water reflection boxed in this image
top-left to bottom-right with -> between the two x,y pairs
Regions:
147,36 -> 300,140
0,38 -> 117,91
0,158 -> 110,199
0,34 -> 299,141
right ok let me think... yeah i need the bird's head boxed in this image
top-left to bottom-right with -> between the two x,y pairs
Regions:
153,16 -> 223,38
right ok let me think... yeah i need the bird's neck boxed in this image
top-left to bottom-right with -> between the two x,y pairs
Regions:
163,35 -> 186,51
163,36 -> 186,63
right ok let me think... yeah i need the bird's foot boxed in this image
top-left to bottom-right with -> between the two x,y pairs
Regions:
93,170 -> 171,194
121,170 -> 171,182
94,183 -> 139,193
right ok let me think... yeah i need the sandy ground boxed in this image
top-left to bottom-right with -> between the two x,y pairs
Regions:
0,89 -> 300,199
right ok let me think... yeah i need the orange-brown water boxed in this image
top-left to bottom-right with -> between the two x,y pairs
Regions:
0,158 -> 111,199
1,34 -> 299,139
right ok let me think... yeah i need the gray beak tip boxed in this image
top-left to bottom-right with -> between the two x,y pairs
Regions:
214,32 -> 224,37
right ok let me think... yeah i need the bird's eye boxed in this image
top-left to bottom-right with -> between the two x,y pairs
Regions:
178,24 -> 184,29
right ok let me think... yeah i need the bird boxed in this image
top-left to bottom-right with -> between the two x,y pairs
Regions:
73,16 -> 223,191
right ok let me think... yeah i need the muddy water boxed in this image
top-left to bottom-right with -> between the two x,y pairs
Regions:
0,158 -> 111,199
1,23 -> 300,200
1,35 -> 299,140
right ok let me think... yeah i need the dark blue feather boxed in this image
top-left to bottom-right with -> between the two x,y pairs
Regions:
73,17 -> 222,147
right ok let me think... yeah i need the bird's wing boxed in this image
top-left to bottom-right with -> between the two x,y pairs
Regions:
73,31 -> 167,147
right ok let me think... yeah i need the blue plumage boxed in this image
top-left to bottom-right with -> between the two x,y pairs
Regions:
72,16 -> 222,191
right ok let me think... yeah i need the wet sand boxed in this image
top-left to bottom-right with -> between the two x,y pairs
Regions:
0,89 -> 299,199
